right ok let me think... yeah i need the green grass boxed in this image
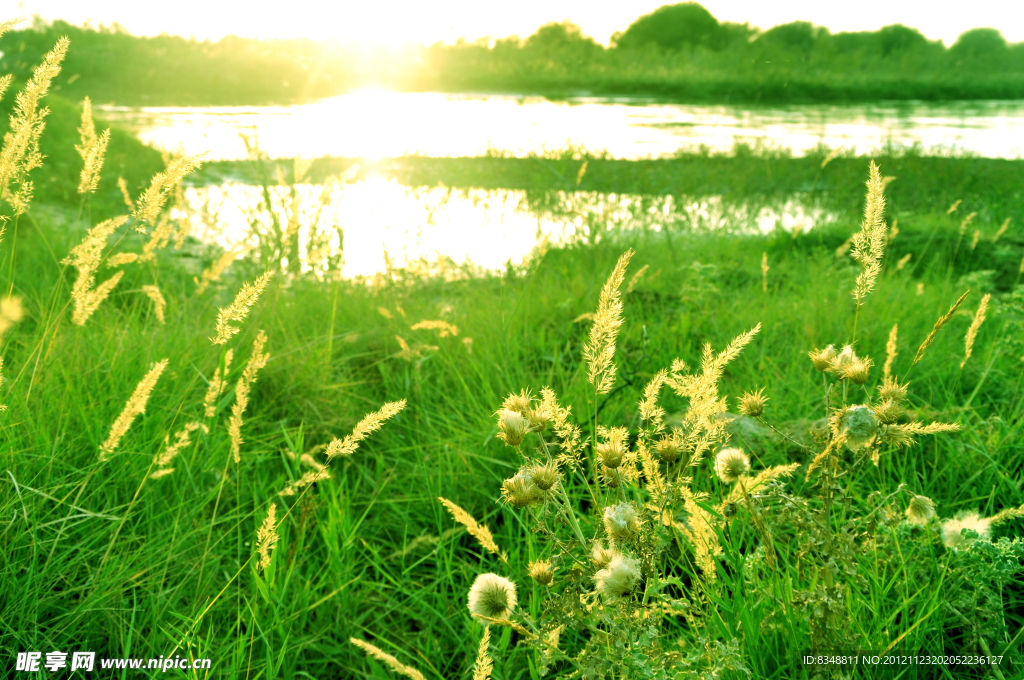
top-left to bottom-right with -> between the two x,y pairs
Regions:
2,180 -> 1023,677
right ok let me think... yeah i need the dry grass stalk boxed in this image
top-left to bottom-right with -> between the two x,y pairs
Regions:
203,349 -> 234,418
990,504 -> 1024,526
0,356 -> 6,412
324,400 -> 407,459
152,421 -> 205,474
99,359 -> 168,462
850,161 -> 887,304
228,331 -> 269,463
761,252 -> 769,293
211,271 -> 273,345
969,230 -> 980,250
946,199 -> 962,214
194,247 -> 244,294
626,263 -> 649,293
256,503 -> 280,572
961,293 -> 991,368
118,176 -> 135,211
896,253 -> 912,270
0,36 -> 68,214
132,152 -> 205,225
411,319 -> 459,337
106,252 -> 139,267
140,210 -> 175,261
62,215 -> 129,325
883,324 -> 898,380
887,219 -> 899,244
473,626 -> 494,680
911,290 -> 970,368
438,497 -> 507,562
278,469 -> 331,496
583,249 -> 634,395
993,218 -> 1010,242
140,285 -> 166,324
958,212 -> 977,234
349,639 -> 425,680
75,97 -> 109,195
676,487 -> 721,580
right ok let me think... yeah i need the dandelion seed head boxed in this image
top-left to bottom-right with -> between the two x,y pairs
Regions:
714,447 -> 750,483
467,573 -> 517,619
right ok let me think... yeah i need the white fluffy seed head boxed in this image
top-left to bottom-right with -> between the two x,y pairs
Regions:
714,447 -> 750,483
467,573 -> 517,619
591,543 -> 616,569
594,554 -> 640,599
905,495 -> 935,525
497,409 -> 530,447
603,503 -> 640,542
941,512 -> 992,548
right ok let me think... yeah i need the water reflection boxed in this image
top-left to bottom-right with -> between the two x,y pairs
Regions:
180,178 -> 836,278
100,93 -> 1024,161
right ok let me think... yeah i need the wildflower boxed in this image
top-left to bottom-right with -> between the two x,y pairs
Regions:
603,503 -> 640,543
905,495 -> 935,525
591,543 -> 615,568
501,472 -> 542,509
595,427 -> 627,469
600,466 -> 621,487
738,388 -> 768,417
841,406 -> 878,452
529,560 -> 555,586
501,389 -> 533,415
808,345 -> 837,371
877,376 -> 908,404
874,400 -> 903,425
496,409 -> 530,447
594,554 -> 641,599
714,448 -> 750,483
529,463 -> 559,491
941,512 -> 992,548
467,573 -> 517,619
840,356 -> 872,385
655,435 -> 682,463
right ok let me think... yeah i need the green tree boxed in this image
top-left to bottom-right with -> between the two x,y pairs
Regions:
613,3 -> 721,52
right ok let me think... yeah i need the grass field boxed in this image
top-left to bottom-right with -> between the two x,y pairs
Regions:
1,35 -> 1024,680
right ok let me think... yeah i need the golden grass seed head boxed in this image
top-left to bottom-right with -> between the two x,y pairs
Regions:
529,463 -> 559,491
591,543 -> 616,569
878,377 -> 909,404
841,405 -> 878,451
808,345 -> 837,371
738,387 -> 768,417
594,554 -> 641,599
941,511 -> 992,548
874,399 -> 904,425
655,436 -> 682,464
603,503 -> 640,543
528,559 -> 555,586
467,573 -> 517,619
501,472 -> 542,509
714,447 -> 750,483
496,409 -> 530,447
905,495 -> 935,525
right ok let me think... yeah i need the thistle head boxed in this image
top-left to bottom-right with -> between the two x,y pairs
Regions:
877,377 -> 908,404
874,399 -> 904,425
905,495 -> 935,525
594,554 -> 641,599
595,427 -> 627,469
721,500 -> 739,519
467,573 -> 517,619
529,463 -> 559,491
808,345 -> 837,371
591,543 -> 616,569
941,511 -> 992,548
714,447 -> 750,483
841,405 -> 878,451
496,409 -> 530,447
528,559 -> 555,586
501,389 -> 533,415
501,472 -> 542,509
655,435 -> 682,464
525,405 -> 550,432
839,355 -> 873,385
600,465 -> 621,488
603,503 -> 640,543
738,387 -> 768,417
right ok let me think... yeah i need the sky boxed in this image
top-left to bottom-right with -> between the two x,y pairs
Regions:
5,0 -> 1023,47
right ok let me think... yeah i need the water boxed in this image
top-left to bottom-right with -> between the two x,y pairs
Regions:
98,93 -> 1024,161
111,92 -> 1017,277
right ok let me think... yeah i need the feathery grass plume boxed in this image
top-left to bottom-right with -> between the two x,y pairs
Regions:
576,160 -> 588,185
256,503 -> 279,572
638,369 -> 667,428
468,573 -> 517,620
677,487 -> 721,580
438,497 -> 507,563
349,638 -> 426,680
820,146 -> 842,169
0,36 -> 69,214
917,282 -> 925,295
139,210 -> 176,261
850,161 -> 887,304
0,356 -> 6,411
960,293 -> 991,368
99,359 -> 168,462
151,421 -> 204,475
410,319 -> 458,337
761,251 -> 769,293
911,289 -> 970,368
106,252 -> 138,267
473,626 -> 494,680
62,215 -> 130,325
993,218 -> 1010,242
727,462 -> 800,501
132,152 -> 206,225
887,219 -> 899,244
0,295 -> 24,341
324,400 -> 406,460
626,263 -> 649,293
583,249 -> 634,395
194,246 -> 244,294
896,253 -> 912,270
117,176 -> 135,211
140,285 -> 166,324
377,306 -> 393,319
228,331 -> 269,463
958,211 -> 977,234
203,349 -> 234,418
805,435 -> 845,481
75,97 -> 110,195
990,504 -> 1024,526
969,230 -> 980,250
211,271 -> 273,345
946,199 -> 962,214
941,512 -> 991,548
541,387 -> 585,469
883,324 -> 898,380
278,469 -> 331,496
879,421 -> 961,448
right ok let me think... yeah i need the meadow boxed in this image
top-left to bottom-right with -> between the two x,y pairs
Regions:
2,27 -> 1024,680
